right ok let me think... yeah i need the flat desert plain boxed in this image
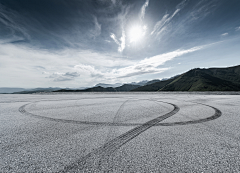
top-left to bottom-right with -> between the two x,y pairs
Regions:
1,92 -> 240,172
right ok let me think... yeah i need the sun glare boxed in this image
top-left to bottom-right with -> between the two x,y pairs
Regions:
129,25 -> 146,43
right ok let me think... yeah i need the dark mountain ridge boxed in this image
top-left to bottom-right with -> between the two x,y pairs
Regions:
132,65 -> 240,91
55,84 -> 140,92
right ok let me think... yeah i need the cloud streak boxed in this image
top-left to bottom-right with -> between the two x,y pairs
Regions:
111,44 -> 205,79
110,30 -> 126,52
140,0 -> 149,21
151,0 -> 187,36
0,3 -> 30,41
89,16 -> 101,39
48,72 -> 80,82
221,33 -> 228,36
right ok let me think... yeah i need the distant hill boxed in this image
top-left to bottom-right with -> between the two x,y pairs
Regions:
115,84 -> 140,91
5,65 -> 240,93
132,65 -> 240,91
128,79 -> 161,86
131,78 -> 177,92
13,87 -> 62,94
94,83 -> 122,88
129,80 -> 149,86
55,84 -> 140,92
0,87 -> 26,93
145,79 -> 161,85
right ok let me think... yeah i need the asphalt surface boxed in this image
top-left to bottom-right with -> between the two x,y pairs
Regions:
1,92 -> 240,172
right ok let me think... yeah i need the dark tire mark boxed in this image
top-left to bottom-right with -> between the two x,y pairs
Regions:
19,101 -> 222,127
58,102 -> 179,172
156,101 -> 222,126
116,99 -> 172,124
98,100 -> 129,170
18,98 -> 222,172
105,99 -> 129,143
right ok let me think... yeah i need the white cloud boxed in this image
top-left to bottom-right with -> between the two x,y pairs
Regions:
47,72 -> 80,82
74,64 -> 103,78
0,44 -> 132,87
176,0 -> 187,9
110,30 -> 126,52
140,0 -> 149,21
119,30 -> 126,52
151,0 -> 187,36
151,14 -> 169,35
221,33 -> 228,36
151,8 -> 180,36
0,41 -> 214,87
110,33 -> 120,45
235,27 -> 240,31
106,44 -> 206,79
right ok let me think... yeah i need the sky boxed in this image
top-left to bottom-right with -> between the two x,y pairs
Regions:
0,0 -> 240,88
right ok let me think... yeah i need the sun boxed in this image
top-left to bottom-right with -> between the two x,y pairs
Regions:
129,25 -> 146,43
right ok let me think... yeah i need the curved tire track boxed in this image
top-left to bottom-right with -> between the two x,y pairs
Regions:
19,101 -> 221,127
58,101 -> 179,172
18,99 -> 222,172
158,102 -> 221,126
104,99 -> 129,143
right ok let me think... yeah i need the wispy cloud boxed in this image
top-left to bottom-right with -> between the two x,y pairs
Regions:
108,44 -> 207,79
0,43 -> 132,87
151,9 -> 179,36
34,66 -> 45,70
151,14 -> 169,35
119,30 -> 125,52
110,33 -> 120,45
140,0 -> 149,21
74,64 -> 103,78
89,16 -> 101,38
151,0 -> 187,36
189,0 -> 218,21
0,38 -> 227,87
39,42 -> 217,82
110,30 -> 126,52
221,33 -> 228,36
235,26 -> 240,31
64,72 -> 80,77
48,72 -> 80,82
0,3 -> 30,41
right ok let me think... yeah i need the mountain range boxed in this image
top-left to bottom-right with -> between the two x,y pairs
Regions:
133,65 -> 240,91
54,84 -> 141,92
1,65 -> 240,93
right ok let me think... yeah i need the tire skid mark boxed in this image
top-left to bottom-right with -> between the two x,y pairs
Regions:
18,99 -> 156,126
58,102 -> 179,172
104,99 -> 129,143
8,96 -> 123,104
112,99 -> 168,126
29,101 -> 124,111
156,102 -> 222,126
97,100 -> 129,170
19,101 -> 222,127
18,98 -> 223,172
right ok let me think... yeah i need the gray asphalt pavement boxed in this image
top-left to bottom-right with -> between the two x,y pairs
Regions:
1,93 -> 240,172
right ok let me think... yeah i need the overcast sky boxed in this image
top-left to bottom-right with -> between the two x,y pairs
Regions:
0,0 -> 240,88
